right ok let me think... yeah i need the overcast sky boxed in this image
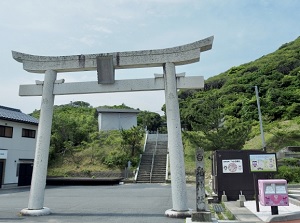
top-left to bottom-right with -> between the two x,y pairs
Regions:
0,0 -> 299,114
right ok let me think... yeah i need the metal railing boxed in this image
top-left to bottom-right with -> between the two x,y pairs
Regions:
149,130 -> 159,183
134,130 -> 148,182
165,153 -> 169,181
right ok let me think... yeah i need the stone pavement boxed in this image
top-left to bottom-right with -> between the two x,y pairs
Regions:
223,195 -> 300,223
1,183 -> 300,223
222,201 -> 263,223
0,183 -> 196,223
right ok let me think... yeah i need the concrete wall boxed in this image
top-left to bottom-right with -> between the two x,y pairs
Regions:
0,120 -> 37,186
98,113 -> 137,130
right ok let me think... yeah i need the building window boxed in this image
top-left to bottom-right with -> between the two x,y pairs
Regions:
0,125 -> 13,138
22,128 -> 36,138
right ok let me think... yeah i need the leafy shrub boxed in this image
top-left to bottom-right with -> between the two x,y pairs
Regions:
274,166 -> 300,183
280,157 -> 300,166
102,149 -> 130,169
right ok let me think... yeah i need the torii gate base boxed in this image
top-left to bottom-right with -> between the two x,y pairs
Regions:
21,207 -> 51,216
165,209 -> 193,219
13,36 -> 213,218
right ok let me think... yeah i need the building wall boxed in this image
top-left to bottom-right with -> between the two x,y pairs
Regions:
98,113 -> 137,130
0,120 -> 37,186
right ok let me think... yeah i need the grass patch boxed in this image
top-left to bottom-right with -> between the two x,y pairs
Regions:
244,118 -> 300,152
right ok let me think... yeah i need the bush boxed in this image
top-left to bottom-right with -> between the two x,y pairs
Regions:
102,149 -> 129,169
280,157 -> 300,166
274,166 -> 300,183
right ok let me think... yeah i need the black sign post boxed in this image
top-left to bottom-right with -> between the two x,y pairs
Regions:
249,153 -> 278,214
253,173 -> 260,212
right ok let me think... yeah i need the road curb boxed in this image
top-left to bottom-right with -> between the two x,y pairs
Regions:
265,211 -> 300,222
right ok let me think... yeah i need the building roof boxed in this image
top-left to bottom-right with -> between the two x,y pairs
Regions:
97,108 -> 140,114
0,106 -> 38,125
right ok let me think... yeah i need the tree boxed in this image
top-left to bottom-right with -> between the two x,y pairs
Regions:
182,92 -> 250,151
101,126 -> 144,169
49,102 -> 98,159
137,111 -> 162,132
99,103 -> 133,110
121,126 -> 144,157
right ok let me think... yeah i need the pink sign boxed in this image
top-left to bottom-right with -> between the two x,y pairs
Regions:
258,179 -> 289,206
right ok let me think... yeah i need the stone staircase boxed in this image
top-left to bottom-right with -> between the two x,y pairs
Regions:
136,134 -> 168,183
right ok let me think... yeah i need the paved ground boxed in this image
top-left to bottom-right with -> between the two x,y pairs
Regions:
224,186 -> 300,223
2,183 -> 300,223
244,200 -> 300,222
0,184 -> 196,223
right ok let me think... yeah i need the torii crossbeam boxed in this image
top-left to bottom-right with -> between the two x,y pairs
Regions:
12,36 -> 214,218
12,36 -> 212,73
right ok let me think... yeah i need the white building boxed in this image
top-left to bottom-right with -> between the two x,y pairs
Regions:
97,108 -> 140,131
0,106 -> 38,188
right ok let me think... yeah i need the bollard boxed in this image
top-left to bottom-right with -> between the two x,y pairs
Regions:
237,191 -> 245,207
221,191 -> 228,202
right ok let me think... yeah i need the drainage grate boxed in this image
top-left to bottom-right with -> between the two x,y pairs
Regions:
212,204 -> 224,213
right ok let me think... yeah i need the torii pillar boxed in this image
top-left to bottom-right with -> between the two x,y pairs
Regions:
164,62 -> 190,217
12,36 -> 213,217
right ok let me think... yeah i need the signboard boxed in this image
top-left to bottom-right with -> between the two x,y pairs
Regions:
258,179 -> 289,206
222,159 -> 243,173
0,149 -> 7,159
249,153 -> 277,172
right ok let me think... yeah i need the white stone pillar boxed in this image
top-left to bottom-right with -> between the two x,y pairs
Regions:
21,69 -> 57,216
164,62 -> 190,218
191,149 -> 212,222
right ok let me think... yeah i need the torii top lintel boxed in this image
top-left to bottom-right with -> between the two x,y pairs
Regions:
12,36 -> 213,74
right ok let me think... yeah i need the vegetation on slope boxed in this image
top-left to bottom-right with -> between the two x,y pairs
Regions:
31,102 -> 148,176
179,36 -> 300,152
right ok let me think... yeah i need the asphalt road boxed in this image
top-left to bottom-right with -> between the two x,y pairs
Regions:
0,183 -> 196,223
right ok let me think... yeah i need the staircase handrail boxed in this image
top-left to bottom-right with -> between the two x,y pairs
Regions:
150,129 -> 159,183
135,130 -> 148,182
143,130 -> 148,152
165,153 -> 169,181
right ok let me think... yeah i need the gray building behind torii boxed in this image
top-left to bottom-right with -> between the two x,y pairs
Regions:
97,108 -> 140,131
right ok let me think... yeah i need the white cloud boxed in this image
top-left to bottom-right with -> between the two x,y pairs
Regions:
87,25 -> 112,34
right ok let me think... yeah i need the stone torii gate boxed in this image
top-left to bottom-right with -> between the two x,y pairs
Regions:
12,36 -> 213,217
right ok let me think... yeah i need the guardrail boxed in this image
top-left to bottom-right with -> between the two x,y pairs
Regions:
150,130 -> 159,183
165,153 -> 169,181
134,130 -> 148,182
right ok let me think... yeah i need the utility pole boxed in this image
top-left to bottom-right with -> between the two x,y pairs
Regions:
254,86 -> 266,152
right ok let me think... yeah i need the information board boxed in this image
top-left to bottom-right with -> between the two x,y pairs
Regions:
222,159 -> 243,173
249,153 -> 277,172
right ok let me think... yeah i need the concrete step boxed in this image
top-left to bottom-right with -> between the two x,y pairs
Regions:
150,178 -> 165,180
138,171 -> 151,174
137,177 -> 150,180
137,134 -> 168,183
136,179 -> 150,181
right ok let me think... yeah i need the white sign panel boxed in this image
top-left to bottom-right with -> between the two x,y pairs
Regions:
222,159 -> 243,173
0,150 -> 7,159
249,154 -> 277,172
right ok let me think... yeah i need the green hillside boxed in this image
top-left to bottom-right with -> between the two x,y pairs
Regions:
179,36 -> 300,152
